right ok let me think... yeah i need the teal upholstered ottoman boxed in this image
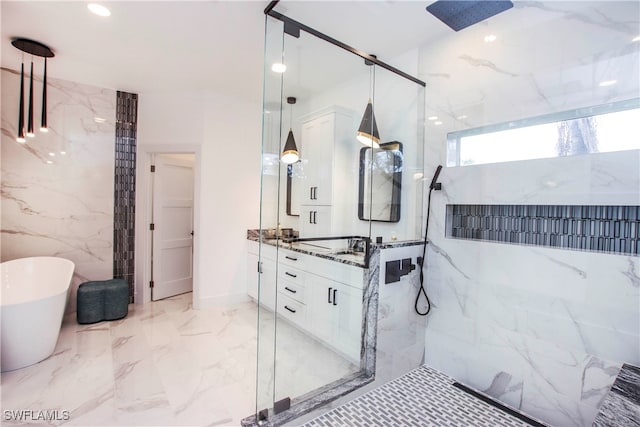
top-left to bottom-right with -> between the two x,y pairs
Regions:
77,279 -> 129,324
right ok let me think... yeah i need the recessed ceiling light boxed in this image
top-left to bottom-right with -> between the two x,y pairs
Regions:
484,34 -> 497,43
46,160 -> 53,164
428,116 -> 438,121
60,151 -> 67,155
633,35 -> 640,42
271,63 -> 287,73
434,121 -> 443,125
599,80 -> 617,87
457,115 -> 468,120
88,3 -> 111,17
48,152 -> 55,157
94,117 -> 106,123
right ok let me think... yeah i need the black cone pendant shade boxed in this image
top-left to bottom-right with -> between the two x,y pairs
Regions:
281,129 -> 299,164
17,63 -> 25,143
281,96 -> 299,164
27,61 -> 35,137
357,100 -> 380,148
41,58 -> 48,132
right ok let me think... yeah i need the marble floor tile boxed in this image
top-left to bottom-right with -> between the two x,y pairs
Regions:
0,293 -> 357,427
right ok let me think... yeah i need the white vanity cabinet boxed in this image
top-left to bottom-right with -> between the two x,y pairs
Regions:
308,275 -> 362,361
298,108 -> 354,238
246,241 -> 277,311
247,240 -> 363,363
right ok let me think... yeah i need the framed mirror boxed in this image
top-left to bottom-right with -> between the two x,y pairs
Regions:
286,162 -> 303,216
358,141 -> 403,222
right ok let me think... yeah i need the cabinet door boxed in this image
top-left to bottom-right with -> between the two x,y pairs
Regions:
247,252 -> 259,300
259,257 -> 277,311
308,276 -> 335,343
301,115 -> 334,206
300,206 -> 332,238
333,283 -> 363,361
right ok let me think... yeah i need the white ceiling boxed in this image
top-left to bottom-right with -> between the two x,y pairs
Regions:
1,1 -> 454,101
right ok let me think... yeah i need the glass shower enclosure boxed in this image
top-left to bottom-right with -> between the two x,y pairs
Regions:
250,5 -> 426,424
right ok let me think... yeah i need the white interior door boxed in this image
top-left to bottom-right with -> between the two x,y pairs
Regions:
152,154 -> 194,300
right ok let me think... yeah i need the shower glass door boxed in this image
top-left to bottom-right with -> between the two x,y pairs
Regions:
254,7 -> 425,423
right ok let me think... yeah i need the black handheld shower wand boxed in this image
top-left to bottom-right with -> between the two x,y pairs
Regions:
416,165 -> 443,316
429,165 -> 442,190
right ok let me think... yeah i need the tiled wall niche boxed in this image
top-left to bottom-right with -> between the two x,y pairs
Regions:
447,204 -> 640,255
113,91 -> 138,301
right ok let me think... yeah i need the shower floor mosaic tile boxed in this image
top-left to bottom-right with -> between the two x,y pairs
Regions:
301,365 -> 547,427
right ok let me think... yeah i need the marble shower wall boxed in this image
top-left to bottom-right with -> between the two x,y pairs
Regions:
418,2 -> 640,426
1,68 -> 116,312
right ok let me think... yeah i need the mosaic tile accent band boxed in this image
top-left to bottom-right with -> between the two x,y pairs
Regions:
114,91 -> 138,302
446,204 -> 640,255
301,365 -> 543,427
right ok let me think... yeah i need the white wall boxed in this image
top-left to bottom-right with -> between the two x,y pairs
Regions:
136,89 -> 262,308
418,2 -> 640,426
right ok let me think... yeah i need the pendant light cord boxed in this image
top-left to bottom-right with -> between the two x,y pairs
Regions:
415,186 -> 434,316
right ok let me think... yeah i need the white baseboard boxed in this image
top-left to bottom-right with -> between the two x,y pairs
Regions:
194,293 -> 250,309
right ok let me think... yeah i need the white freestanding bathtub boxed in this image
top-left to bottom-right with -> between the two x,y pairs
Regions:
1,257 -> 75,372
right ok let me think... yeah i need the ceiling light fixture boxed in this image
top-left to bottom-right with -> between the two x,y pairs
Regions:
94,117 -> 106,123
434,121 -> 443,125
428,116 -> 438,121
599,80 -> 617,87
484,34 -> 497,43
11,38 -> 54,142
457,115 -> 468,120
281,97 -> 299,164
357,55 -> 380,148
271,63 -> 287,73
633,36 -> 640,42
87,3 -> 111,17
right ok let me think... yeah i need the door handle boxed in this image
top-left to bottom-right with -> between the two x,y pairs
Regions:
333,289 -> 337,306
312,211 -> 317,224
285,256 -> 297,261
285,272 -> 297,278
284,286 -> 297,294
313,187 -> 318,200
309,211 -> 313,224
190,230 -> 194,236
310,187 -> 313,200
327,287 -> 333,303
284,305 -> 296,314
257,261 -> 263,274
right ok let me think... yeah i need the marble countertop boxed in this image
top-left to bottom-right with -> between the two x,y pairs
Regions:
247,230 -> 367,268
247,230 -> 425,269
593,363 -> 640,426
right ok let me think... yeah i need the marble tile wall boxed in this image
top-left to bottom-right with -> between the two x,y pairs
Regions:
418,2 -> 639,426
0,68 -> 116,312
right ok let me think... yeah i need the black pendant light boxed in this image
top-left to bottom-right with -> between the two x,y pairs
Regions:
281,96 -> 299,164
16,63 -> 25,143
11,38 -> 55,141
357,55 -> 380,148
41,58 -> 48,132
356,100 -> 380,148
27,61 -> 35,138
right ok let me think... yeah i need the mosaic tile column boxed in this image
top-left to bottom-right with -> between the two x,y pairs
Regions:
114,91 -> 138,302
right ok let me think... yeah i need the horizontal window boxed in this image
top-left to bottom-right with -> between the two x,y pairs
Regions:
447,98 -> 640,167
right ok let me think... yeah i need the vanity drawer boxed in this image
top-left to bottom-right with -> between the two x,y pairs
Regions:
278,266 -> 306,285
278,276 -> 306,304
278,249 -> 307,269
277,293 -> 307,327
